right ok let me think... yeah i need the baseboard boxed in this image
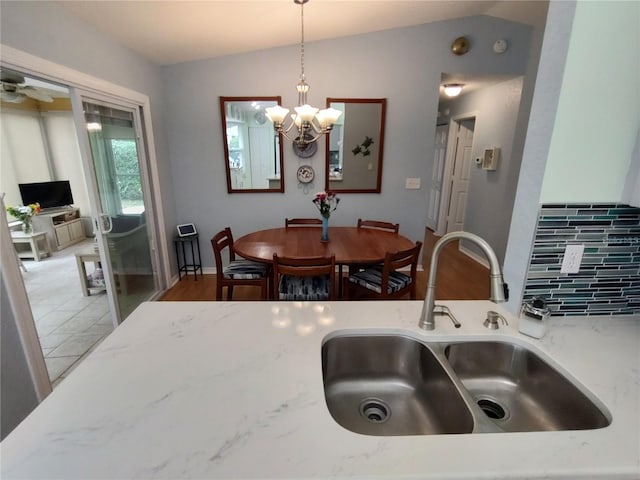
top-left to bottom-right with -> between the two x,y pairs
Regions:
458,244 -> 490,269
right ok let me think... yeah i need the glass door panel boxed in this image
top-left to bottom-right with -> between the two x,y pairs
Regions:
82,100 -> 158,320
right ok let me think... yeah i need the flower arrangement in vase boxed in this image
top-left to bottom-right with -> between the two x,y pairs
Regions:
312,191 -> 340,242
6,203 -> 41,234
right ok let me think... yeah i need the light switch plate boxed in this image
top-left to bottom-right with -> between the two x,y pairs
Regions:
405,178 -> 421,189
560,244 -> 584,274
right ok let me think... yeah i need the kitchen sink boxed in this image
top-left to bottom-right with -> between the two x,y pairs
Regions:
321,333 -> 611,435
321,334 -> 474,435
443,341 -> 610,432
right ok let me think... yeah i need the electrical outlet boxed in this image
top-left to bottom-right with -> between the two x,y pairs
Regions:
560,244 -> 584,274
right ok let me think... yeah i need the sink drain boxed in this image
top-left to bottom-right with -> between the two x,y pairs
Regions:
477,398 -> 506,420
359,398 -> 390,423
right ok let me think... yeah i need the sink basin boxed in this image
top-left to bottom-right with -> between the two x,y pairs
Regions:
321,334 -> 473,435
444,341 -> 611,432
322,333 -> 611,436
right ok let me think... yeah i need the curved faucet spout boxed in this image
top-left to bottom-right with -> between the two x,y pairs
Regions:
419,231 -> 506,330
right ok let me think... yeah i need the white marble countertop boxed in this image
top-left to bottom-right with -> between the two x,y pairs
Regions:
2,301 -> 639,479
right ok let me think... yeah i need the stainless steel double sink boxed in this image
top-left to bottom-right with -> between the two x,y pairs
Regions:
321,333 -> 611,436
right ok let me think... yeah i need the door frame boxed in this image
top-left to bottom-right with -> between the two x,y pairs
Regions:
71,93 -> 162,323
0,45 -> 171,295
435,111 -> 478,236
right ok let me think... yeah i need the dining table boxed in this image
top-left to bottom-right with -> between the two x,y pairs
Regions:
234,226 -> 416,297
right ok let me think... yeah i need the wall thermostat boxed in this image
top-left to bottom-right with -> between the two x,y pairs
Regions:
176,223 -> 197,237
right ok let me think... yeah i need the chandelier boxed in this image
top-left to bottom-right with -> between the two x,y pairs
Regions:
266,0 -> 341,152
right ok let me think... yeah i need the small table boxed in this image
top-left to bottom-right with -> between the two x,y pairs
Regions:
75,250 -> 106,296
11,231 -> 51,261
174,234 -> 202,280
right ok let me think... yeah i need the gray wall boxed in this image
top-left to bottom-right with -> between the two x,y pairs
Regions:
440,76 -> 525,263
0,1 -> 177,273
163,15 -> 537,268
1,271 -> 40,440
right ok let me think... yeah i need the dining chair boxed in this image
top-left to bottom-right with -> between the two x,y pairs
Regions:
272,254 -> 336,301
346,241 -> 422,300
349,218 -> 401,277
285,218 -> 323,227
211,227 -> 269,301
357,218 -> 400,233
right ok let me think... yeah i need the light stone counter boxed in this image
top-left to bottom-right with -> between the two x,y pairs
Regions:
2,301 -> 639,479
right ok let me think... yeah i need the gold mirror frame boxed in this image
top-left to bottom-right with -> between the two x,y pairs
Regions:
220,96 -> 285,193
325,98 -> 386,193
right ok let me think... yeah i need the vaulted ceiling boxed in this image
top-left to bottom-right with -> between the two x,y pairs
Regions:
57,1 -> 548,66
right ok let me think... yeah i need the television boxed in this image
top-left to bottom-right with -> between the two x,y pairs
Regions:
19,181 -> 74,210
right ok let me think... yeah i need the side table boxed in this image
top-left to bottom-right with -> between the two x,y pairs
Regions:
174,234 -> 202,280
75,249 -> 106,296
10,231 -> 51,261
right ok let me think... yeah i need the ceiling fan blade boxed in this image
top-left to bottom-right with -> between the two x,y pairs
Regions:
21,86 -> 54,102
1,91 -> 25,103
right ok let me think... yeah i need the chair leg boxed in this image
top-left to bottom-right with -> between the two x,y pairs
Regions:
216,281 -> 223,301
227,285 -> 234,300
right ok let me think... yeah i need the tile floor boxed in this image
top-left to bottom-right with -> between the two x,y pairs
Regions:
20,238 -> 114,388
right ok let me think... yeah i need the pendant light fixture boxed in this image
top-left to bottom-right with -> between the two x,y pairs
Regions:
443,84 -> 464,97
266,0 -> 342,152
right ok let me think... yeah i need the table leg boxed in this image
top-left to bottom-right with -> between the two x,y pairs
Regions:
76,255 -> 90,296
29,237 -> 41,261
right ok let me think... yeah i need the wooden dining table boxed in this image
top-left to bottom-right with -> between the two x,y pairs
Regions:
234,226 -> 415,288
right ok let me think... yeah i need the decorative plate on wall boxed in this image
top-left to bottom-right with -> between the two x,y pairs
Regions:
297,165 -> 315,184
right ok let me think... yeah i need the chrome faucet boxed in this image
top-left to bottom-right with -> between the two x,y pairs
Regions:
419,231 -> 506,330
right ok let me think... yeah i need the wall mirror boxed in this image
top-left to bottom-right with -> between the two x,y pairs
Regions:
220,96 -> 285,193
325,98 -> 386,193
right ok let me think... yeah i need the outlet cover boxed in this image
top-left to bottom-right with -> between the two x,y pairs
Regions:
560,244 -> 584,274
405,178 -> 421,189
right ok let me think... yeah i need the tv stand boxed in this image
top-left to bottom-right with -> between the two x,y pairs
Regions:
32,207 -> 85,251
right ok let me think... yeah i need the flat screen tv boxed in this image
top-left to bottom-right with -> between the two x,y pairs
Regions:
19,181 -> 74,209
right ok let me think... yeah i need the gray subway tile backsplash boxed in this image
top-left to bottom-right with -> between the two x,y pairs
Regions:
523,203 -> 640,317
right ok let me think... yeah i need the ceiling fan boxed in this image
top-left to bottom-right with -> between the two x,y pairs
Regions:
1,70 -> 55,103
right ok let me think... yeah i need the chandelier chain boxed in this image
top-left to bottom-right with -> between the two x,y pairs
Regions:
299,0 -> 305,81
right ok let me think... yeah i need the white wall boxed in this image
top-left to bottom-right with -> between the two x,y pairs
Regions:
540,0 -> 640,202
45,112 -> 91,217
163,15 -> 538,267
1,0 -> 176,265
440,77 -> 525,263
0,110 -> 50,208
503,0 -> 640,312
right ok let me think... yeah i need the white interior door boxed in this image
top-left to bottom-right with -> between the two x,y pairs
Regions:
446,118 -> 475,233
426,124 -> 448,230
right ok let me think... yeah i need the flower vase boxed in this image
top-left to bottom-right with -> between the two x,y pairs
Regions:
22,220 -> 32,234
321,216 -> 330,243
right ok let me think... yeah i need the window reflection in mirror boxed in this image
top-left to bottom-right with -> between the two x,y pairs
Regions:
219,96 -> 285,193
325,98 -> 386,193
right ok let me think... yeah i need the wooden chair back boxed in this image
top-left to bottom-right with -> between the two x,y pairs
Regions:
357,218 -> 399,233
272,254 -> 336,300
379,241 -> 422,299
347,241 -> 422,300
211,227 -> 236,272
211,227 -> 268,300
285,218 -> 323,227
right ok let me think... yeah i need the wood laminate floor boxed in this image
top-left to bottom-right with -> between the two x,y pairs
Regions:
160,229 -> 490,302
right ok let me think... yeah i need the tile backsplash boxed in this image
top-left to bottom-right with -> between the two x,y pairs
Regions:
523,203 -> 639,316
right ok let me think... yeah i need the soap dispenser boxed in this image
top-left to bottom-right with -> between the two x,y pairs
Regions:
519,297 -> 550,339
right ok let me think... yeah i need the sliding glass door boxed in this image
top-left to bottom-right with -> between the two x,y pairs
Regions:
75,96 -> 160,321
